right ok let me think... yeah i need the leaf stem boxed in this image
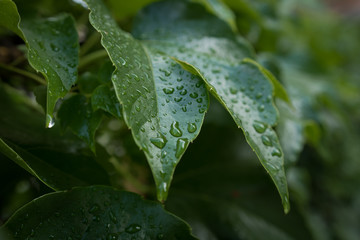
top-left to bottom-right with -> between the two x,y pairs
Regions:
78,49 -> 109,70
0,62 -> 46,85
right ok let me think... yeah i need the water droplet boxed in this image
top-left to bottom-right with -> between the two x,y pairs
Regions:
50,43 -> 59,52
117,57 -> 126,66
182,106 -> 187,112
46,114 -> 55,128
170,121 -> 182,137
253,121 -> 267,133
261,135 -> 272,146
135,105 -> 141,112
125,224 -> 142,234
271,148 -> 282,157
196,98 -> 203,103
230,87 -> 237,94
189,92 -> 198,98
199,108 -> 206,113
174,97 -> 182,102
150,134 -> 167,149
157,233 -> 164,240
187,123 -> 197,133
176,85 -> 184,90
175,138 -> 188,158
107,233 -> 118,240
179,89 -> 187,96
159,170 -> 166,178
256,93 -> 263,99
163,87 -> 174,94
258,105 -> 265,112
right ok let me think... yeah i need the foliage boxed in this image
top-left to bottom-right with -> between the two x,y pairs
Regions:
0,0 -> 359,239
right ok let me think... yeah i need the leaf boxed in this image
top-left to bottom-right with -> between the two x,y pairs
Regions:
57,94 -> 103,152
0,0 -> 79,127
194,0 -> 237,32
84,0 -> 209,201
1,186 -> 197,240
0,85 -> 111,189
0,138 -> 109,190
133,0 -> 289,212
91,84 -> 122,119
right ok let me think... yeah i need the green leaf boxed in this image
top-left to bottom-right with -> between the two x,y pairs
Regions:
0,0 -> 79,127
133,0 -> 289,212
194,0 -> 237,32
92,85 -> 122,119
0,138 -> 107,190
84,0 -> 209,201
1,186 -> 197,240
57,94 -> 103,152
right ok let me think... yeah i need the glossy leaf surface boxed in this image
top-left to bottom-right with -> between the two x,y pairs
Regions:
1,186 -> 197,239
133,0 -> 289,212
84,0 -> 209,201
0,0 -> 79,127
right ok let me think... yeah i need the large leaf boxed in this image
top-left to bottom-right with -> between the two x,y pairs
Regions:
83,0 -> 209,201
1,186 -> 197,239
133,0 -> 289,212
0,0 -> 79,127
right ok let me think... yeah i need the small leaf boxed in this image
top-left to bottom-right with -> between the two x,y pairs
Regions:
195,0 -> 237,32
133,0 -> 289,212
84,0 -> 209,201
57,94 -> 103,152
0,0 -> 79,127
1,186 -> 197,240
91,84 -> 122,119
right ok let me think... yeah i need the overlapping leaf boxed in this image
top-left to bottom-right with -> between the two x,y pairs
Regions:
0,0 -> 79,127
84,0 -> 209,201
0,85 -> 110,190
133,0 -> 289,212
1,186 -> 197,239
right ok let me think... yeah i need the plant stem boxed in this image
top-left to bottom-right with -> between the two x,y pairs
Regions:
0,62 -> 46,85
78,49 -> 109,70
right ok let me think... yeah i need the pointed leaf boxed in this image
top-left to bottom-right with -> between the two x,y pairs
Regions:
83,0 -> 209,201
0,0 -> 79,127
0,138 -> 109,190
133,0 -> 289,212
1,186 -> 197,239
57,94 -> 103,152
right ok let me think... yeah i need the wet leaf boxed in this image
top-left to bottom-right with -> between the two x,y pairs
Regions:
0,0 -> 79,127
84,0 -> 209,201
133,0 -> 289,212
1,186 -> 197,239
91,84 -> 122,119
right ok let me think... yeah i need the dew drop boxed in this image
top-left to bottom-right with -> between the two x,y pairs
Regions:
174,97 -> 182,102
150,135 -> 167,149
119,57 -> 127,66
261,135 -> 272,146
229,87 -> 238,94
256,93 -> 263,99
196,98 -> 203,103
175,138 -> 188,158
189,92 -> 198,98
163,87 -> 174,94
187,123 -> 197,133
258,105 -> 265,112
253,121 -> 267,133
170,121 -> 182,137
271,148 -> 282,157
125,224 -> 142,234
46,114 -> 55,128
